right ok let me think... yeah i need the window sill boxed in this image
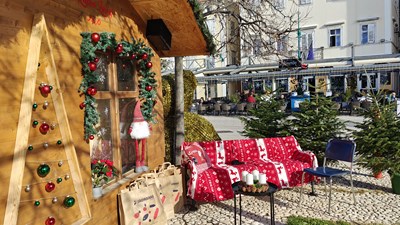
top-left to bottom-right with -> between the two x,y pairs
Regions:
94,172 -> 140,199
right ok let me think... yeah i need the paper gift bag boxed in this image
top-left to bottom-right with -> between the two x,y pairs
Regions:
141,172 -> 174,220
118,179 -> 167,225
156,163 -> 184,212
141,163 -> 184,219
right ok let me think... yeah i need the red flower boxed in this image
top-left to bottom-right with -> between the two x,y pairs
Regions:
106,171 -> 113,177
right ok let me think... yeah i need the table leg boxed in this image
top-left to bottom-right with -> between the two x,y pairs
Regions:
270,193 -> 275,225
234,193 -> 237,225
239,193 -> 242,225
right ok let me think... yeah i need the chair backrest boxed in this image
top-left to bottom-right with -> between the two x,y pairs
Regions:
221,103 -> 230,111
237,103 -> 245,111
214,103 -> 221,111
325,139 -> 356,163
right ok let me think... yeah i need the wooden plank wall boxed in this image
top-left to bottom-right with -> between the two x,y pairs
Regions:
0,0 -> 165,224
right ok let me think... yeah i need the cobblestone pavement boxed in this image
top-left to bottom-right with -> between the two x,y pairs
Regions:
168,168 -> 400,225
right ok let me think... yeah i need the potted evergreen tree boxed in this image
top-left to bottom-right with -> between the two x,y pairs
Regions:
352,90 -> 400,194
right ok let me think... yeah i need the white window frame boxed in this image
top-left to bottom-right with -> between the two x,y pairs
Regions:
328,27 -> 342,47
299,0 -> 312,5
360,23 -> 375,44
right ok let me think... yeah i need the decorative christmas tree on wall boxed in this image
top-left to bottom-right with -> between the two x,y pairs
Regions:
4,14 -> 90,225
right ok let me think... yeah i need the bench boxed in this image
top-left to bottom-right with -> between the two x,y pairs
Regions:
181,136 -> 317,202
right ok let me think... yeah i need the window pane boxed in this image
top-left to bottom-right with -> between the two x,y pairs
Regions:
380,72 -> 391,85
91,99 -> 113,161
94,54 -> 109,91
330,36 -> 336,47
117,57 -> 137,91
119,98 -> 137,173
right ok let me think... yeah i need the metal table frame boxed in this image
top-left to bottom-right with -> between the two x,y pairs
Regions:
232,182 -> 278,225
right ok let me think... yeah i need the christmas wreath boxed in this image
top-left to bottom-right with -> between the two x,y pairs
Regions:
79,32 -> 156,140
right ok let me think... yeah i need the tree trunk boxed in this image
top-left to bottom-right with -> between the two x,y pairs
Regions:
174,56 -> 184,165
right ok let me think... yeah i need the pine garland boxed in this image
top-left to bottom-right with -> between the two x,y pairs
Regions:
79,32 -> 156,140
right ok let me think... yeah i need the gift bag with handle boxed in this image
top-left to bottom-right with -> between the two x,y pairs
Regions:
141,172 -> 174,220
118,179 -> 167,225
141,162 -> 184,219
155,162 -> 184,213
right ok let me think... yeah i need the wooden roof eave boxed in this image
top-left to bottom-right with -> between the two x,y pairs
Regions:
128,0 -> 209,57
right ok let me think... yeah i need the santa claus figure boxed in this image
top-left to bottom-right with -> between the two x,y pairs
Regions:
129,101 -> 150,173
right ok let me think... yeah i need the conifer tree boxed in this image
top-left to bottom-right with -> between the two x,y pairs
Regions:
282,94 -> 346,162
240,96 -> 288,138
352,91 -> 400,174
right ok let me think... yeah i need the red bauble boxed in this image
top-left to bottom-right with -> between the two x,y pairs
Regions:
45,216 -> 56,225
145,62 -> 153,69
88,62 -> 97,71
89,135 -> 95,140
39,123 -> 50,134
131,53 -> 136,60
116,46 -> 123,54
45,182 -> 56,192
94,57 -> 99,63
145,86 -> 153,91
87,86 -> 97,96
39,84 -> 51,96
91,33 -> 100,43
141,53 -> 148,60
79,102 -> 86,109
117,43 -> 123,48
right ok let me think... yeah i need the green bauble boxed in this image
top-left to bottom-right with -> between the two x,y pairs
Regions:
37,164 -> 50,177
63,196 -> 75,208
34,200 -> 40,206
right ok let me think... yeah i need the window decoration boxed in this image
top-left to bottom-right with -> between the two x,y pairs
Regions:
79,32 -> 156,140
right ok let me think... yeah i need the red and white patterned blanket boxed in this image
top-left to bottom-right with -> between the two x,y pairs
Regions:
181,136 -> 318,202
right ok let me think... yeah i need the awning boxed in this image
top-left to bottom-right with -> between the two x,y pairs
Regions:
196,62 -> 400,82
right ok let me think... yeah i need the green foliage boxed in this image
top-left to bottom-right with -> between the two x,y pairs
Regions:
282,95 -> 346,161
187,0 -> 217,55
352,90 -> 400,174
79,32 -> 156,139
287,215 -> 352,225
240,96 -> 288,138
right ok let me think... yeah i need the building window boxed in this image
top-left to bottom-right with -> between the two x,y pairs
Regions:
253,38 -> 262,56
299,0 -> 312,5
330,75 -> 345,94
380,72 -> 391,85
276,78 -> 288,92
277,35 -> 288,52
90,52 -> 139,175
361,23 -> 375,44
300,30 -> 314,60
329,28 -> 341,47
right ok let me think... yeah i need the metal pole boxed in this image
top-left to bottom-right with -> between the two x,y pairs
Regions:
297,8 -> 301,60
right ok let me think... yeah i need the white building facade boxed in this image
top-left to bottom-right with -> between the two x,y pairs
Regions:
162,0 -> 400,100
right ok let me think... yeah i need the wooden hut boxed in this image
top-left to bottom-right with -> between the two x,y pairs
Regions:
0,0 -> 209,224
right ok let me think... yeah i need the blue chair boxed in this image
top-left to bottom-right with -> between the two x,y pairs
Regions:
299,139 -> 356,214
